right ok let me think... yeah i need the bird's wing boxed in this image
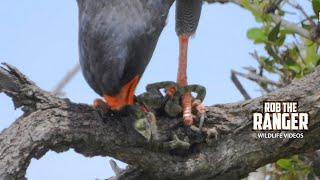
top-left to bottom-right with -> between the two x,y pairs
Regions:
78,0 -> 171,96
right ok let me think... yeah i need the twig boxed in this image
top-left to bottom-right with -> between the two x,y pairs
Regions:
250,51 -> 285,80
109,160 -> 124,177
52,64 -> 81,96
206,0 -> 319,43
231,70 -> 252,100
233,69 -> 281,93
239,70 -> 280,86
287,0 -> 317,29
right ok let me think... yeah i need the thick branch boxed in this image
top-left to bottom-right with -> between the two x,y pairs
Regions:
0,64 -> 320,180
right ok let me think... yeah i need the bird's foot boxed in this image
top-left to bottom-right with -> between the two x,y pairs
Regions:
164,84 -> 207,122
136,82 -> 207,132
163,133 -> 190,150
93,98 -> 110,113
179,84 -> 207,127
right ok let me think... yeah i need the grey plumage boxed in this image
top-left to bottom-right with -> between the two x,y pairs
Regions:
77,0 -> 172,96
175,0 -> 203,36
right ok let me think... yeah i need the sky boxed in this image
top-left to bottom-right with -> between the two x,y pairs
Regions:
0,0 -> 277,179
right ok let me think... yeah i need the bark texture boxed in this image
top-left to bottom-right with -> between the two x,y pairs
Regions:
0,63 -> 320,180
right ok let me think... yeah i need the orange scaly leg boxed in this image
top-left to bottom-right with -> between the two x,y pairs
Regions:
177,35 -> 193,126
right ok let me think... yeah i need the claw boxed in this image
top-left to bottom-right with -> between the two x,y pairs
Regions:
199,114 -> 205,129
192,99 -> 207,130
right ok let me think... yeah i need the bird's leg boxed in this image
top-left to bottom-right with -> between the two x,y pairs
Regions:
177,35 -> 193,126
184,84 -> 207,129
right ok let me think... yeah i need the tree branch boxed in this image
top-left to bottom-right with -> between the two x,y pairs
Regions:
231,70 -> 252,100
0,63 -> 320,180
205,0 -> 319,43
52,64 -> 81,96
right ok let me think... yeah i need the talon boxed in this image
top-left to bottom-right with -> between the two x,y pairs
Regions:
192,99 -> 206,115
192,99 -> 207,129
199,114 -> 205,130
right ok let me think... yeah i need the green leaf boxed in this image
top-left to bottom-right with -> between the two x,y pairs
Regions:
277,159 -> 293,170
247,28 -> 267,43
312,0 -> 320,15
303,39 -> 320,66
283,50 -> 301,73
316,58 -> 320,66
274,34 -> 286,46
268,22 -> 281,42
264,58 -> 276,72
280,29 -> 296,35
265,45 -> 281,62
242,0 -> 265,22
287,64 -> 301,73
301,19 -> 313,31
